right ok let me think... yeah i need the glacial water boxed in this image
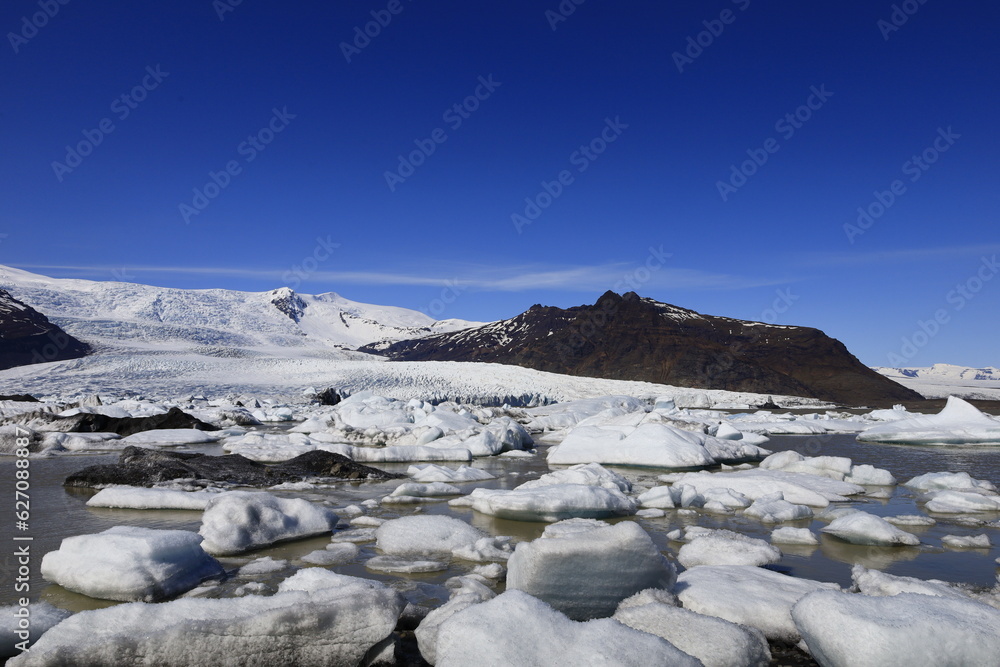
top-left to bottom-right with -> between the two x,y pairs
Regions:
2,434 -> 998,612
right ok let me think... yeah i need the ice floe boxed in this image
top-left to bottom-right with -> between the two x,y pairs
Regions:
820,511 -> 920,546
451,484 -> 637,522
198,491 -> 339,555
677,529 -> 781,568
86,486 -> 225,510
857,396 -> 1000,445
375,515 -> 485,556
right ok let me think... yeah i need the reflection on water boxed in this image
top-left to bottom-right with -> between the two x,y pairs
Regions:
1,434 -> 998,612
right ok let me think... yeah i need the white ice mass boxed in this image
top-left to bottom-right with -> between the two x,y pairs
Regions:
198,491 -> 339,555
857,395 -> 1000,445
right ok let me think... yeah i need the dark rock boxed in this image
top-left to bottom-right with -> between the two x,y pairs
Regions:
0,393 -> 38,402
0,289 -> 90,370
316,387 -> 343,406
362,291 -> 923,407
64,445 -> 403,488
50,406 -> 219,436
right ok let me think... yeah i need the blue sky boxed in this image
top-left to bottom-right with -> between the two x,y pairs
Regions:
1,0 -> 997,367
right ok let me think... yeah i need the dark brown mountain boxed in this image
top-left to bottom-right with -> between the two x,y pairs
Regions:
361,291 -> 922,406
0,288 -> 90,371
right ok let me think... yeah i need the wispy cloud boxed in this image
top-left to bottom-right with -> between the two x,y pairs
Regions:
10,262 -> 786,292
805,243 -> 1000,267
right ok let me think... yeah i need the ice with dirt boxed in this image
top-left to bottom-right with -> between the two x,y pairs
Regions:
792,589 -> 1000,667
198,491 -> 339,555
506,519 -> 676,620
40,526 -> 224,602
9,569 -> 404,667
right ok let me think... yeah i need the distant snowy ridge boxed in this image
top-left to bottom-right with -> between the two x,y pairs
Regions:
874,364 -> 1000,400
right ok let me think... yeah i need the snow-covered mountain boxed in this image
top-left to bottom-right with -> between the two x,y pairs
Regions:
874,364 -> 1000,401
0,265 -> 481,353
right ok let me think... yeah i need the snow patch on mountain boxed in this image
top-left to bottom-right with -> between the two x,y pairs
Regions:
874,364 -> 1000,400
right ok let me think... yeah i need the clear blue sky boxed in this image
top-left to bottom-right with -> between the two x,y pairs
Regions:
1,0 -> 997,367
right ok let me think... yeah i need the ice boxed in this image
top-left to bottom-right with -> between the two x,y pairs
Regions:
9,569 -> 404,667
120,428 -> 222,446
0,602 -> 72,657
87,486 -> 224,510
851,564 -> 974,601
549,422 -> 731,468
365,556 -> 448,573
671,468 -> 863,507
857,395 -> 1000,445
742,492 -> 814,522
845,464 -> 896,486
40,431 -> 122,451
433,590 -> 700,667
350,445 -> 473,463
613,596 -> 771,667
884,514 -> 936,526
329,527 -> 377,543
942,534 -> 991,548
905,470 -> 998,494
452,484 -> 637,522
386,482 -> 461,500
820,511 -> 920,546
792,589 -> 1000,667
700,487 -> 752,512
375,515 -> 485,556
924,490 -> 1000,513
522,396 -> 648,431
472,563 -> 505,579
676,565 -> 839,642
238,556 -> 289,576
636,508 -> 666,518
771,527 -> 819,545
40,526 -> 224,602
677,529 -> 781,568
637,486 -> 678,509
506,519 -> 676,620
406,463 -> 496,483
451,536 -> 513,562
302,543 -> 359,565
415,574 -> 497,664
516,462 -> 632,492
198,491 -> 339,555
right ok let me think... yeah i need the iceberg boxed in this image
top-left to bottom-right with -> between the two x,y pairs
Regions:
451,484 -> 637,522
375,515 -> 485,556
857,396 -> 1000,445
198,491 -> 339,555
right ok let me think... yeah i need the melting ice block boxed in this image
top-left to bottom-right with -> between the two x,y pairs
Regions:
548,423 -> 729,468
375,515 -> 485,556
198,491 -> 339,555
434,590 -> 700,667
87,486 -> 225,510
9,569 -> 404,667
0,602 -> 72,657
452,484 -> 637,522
857,396 -> 1000,445
677,529 -> 781,568
40,526 -> 224,602
792,590 -> 1000,667
506,519 -> 676,620
821,511 -> 920,547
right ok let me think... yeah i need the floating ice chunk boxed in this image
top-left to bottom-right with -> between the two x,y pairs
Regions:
905,470 -> 997,494
389,482 -> 461,497
942,534 -> 992,548
349,516 -> 385,527
884,514 -> 936,527
924,490 -> 1000,513
0,602 -> 72,657
406,464 -> 495,483
792,590 -> 1000,667
121,429 -> 222,446
771,527 -> 819,545
845,464 -> 896,486
714,422 -> 744,440
473,563 -> 505,579
434,590 -> 700,667
614,599 -> 771,667
517,462 -> 632,493
671,469 -> 862,507
743,492 -> 813,523
329,527 -> 377,543
453,484 -> 637,522
821,511 -> 920,547
636,508 -> 666,518
548,423 -> 727,469
507,519 -> 675,620
451,536 -> 513,562
760,451 -> 853,479
857,396 -> 1000,445
87,486 -> 224,510
40,431 -> 122,451
701,488 -> 752,513
198,491 -> 339,555
302,543 -> 359,565
677,529 -> 781,568
851,564 -> 971,601
375,515 -> 485,556
366,556 -> 448,573
10,569 -> 404,667
350,445 -> 472,463
522,396 -> 648,431
637,486 -> 677,509
238,557 -> 288,576
676,565 -> 839,642
415,574 -> 497,664
40,526 -> 224,602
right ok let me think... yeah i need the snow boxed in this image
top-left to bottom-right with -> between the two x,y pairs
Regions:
857,396 -> 1000,445
792,589 -> 1000,667
374,515 -> 485,556
198,491 -> 339,555
87,486 -> 224,510
676,565 -> 840,642
506,519 -> 676,620
875,363 -> 1000,401
0,603 -> 72,658
771,526 -> 819,545
9,569 -> 404,667
613,596 -> 771,667
451,484 -> 637,522
433,590 -> 700,667
677,529 -> 781,568
820,511 -> 920,546
40,526 -> 224,602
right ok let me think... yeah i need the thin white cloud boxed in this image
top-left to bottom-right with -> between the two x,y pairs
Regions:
11,262 -> 784,292
806,243 -> 1000,267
